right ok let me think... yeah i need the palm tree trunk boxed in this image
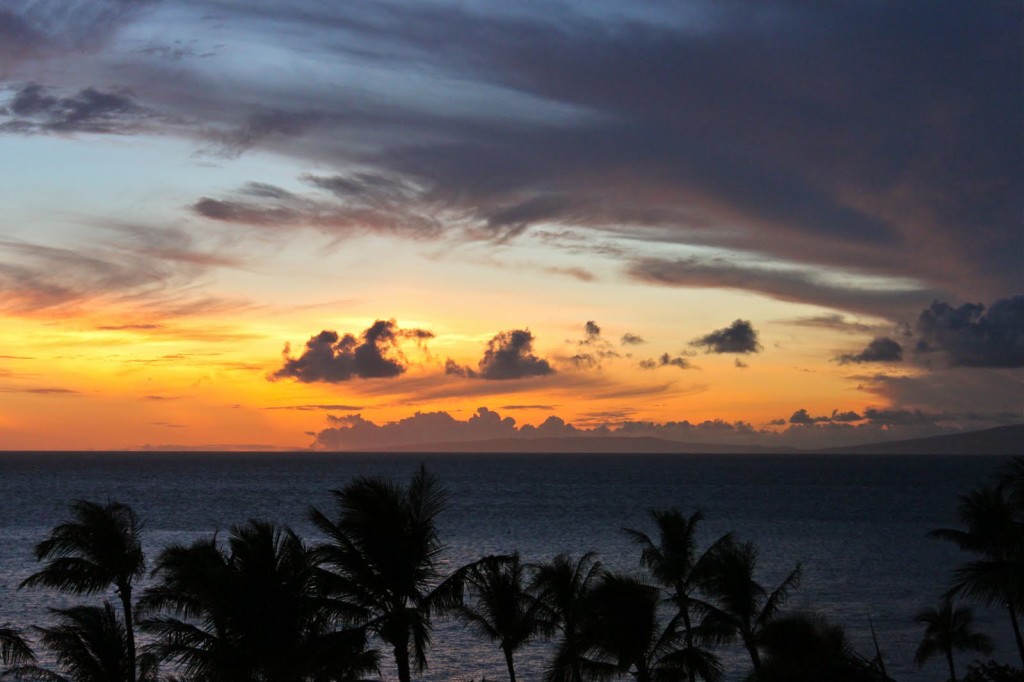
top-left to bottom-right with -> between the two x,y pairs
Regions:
682,607 -> 696,682
118,583 -> 136,682
502,644 -> 517,682
945,647 -> 957,682
393,639 -> 412,682
1009,601 -> 1024,668
744,634 -> 762,681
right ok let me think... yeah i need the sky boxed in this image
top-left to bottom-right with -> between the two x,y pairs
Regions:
0,0 -> 1021,451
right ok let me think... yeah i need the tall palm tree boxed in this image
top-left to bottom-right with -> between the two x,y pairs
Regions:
624,509 -> 731,682
914,598 -> 993,682
457,553 -> 540,682
6,602 -> 158,682
139,519 -> 377,682
529,552 -> 604,682
309,465 -> 462,682
930,486 -> 1024,665
20,500 -> 145,682
699,539 -> 801,681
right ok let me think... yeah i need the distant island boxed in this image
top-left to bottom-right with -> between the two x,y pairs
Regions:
374,423 -> 1024,455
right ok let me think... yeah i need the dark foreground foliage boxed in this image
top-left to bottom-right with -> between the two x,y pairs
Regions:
2,457 -> 1022,682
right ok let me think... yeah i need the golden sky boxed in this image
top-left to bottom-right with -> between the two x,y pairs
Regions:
0,1 -> 1020,450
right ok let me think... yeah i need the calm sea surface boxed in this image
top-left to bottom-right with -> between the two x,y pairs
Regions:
0,452 -> 1016,680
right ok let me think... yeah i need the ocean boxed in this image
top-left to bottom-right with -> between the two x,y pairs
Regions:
0,451 -> 1016,680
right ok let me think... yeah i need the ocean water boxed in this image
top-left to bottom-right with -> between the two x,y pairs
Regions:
0,452 -> 1017,681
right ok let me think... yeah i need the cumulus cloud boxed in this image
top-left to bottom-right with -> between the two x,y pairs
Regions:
836,337 -> 903,364
690,319 -> 762,354
569,320 -> 620,369
271,319 -> 432,383
639,353 -> 694,370
312,405 -> 762,450
444,358 -> 477,378
914,296 -> 1024,367
478,329 -> 554,380
620,333 -> 645,345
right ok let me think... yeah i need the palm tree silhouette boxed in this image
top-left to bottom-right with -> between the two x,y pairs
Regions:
914,598 -> 993,682
140,519 -> 377,681
0,624 -> 35,669
529,551 -> 604,682
930,485 -> 1024,665
20,500 -> 145,682
309,465 -> 463,682
754,613 -> 889,682
623,509 -> 731,682
698,539 -> 801,681
584,572 -> 721,682
7,602 -> 158,682
456,553 -> 540,682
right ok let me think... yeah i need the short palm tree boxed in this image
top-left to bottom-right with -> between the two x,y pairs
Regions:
930,486 -> 1024,665
624,509 -> 731,681
699,539 -> 801,681
529,552 -> 604,682
7,602 -> 158,682
754,613 -> 885,682
140,519 -> 377,681
0,624 -> 35,669
456,553 -> 540,682
309,465 -> 462,682
20,500 -> 145,682
914,598 -> 993,682
584,572 -> 717,682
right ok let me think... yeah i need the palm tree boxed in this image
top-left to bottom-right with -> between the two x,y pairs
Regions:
584,572 -> 718,682
624,509 -> 731,682
754,613 -> 887,682
915,598 -> 993,682
457,553 -> 540,682
930,486 -> 1024,665
998,457 -> 1024,511
0,624 -> 35,669
139,519 -> 377,681
699,539 -> 801,681
309,465 -> 462,682
20,500 -> 145,682
529,552 -> 605,682
6,602 -> 158,682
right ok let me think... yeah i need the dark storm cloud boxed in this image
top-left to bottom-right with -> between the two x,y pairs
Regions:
271,319 -> 432,383
914,296 -> 1024,368
0,83 -> 153,134
3,0 -> 1019,320
691,319 -> 761,354
639,353 -> 694,371
477,329 -> 554,380
313,0 -> 1019,303
836,337 -> 903,365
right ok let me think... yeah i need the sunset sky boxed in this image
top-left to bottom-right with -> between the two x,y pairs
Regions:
0,0 -> 1020,450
